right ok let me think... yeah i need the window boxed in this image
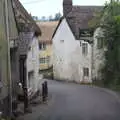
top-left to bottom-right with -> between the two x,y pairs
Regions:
46,56 -> 50,63
80,41 -> 82,46
39,43 -> 42,50
97,38 -> 104,49
39,57 -> 50,64
32,47 -> 34,58
28,71 -> 34,87
43,43 -> 46,50
39,43 -> 46,50
39,56 -> 51,64
83,68 -> 89,77
79,29 -> 93,37
60,40 -> 64,43
39,58 -> 46,64
28,46 -> 31,51
82,43 -> 88,55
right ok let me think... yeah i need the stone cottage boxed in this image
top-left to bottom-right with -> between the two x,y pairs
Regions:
0,0 -> 19,116
0,0 -> 41,116
13,0 -> 41,102
52,0 -> 102,83
93,28 -> 105,81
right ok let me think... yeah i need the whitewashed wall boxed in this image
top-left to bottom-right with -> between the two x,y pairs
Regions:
27,36 -> 40,94
53,18 -> 92,83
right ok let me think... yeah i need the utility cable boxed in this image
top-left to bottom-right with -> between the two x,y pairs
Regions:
22,0 -> 47,4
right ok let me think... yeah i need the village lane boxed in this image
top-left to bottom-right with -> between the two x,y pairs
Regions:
38,80 -> 120,120
19,80 -> 120,120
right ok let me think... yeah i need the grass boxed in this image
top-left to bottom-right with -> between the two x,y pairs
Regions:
92,80 -> 120,92
108,85 -> 120,91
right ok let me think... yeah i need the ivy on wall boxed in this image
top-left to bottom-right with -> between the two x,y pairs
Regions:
90,0 -> 120,88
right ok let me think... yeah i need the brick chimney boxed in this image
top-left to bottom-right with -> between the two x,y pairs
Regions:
63,0 -> 73,16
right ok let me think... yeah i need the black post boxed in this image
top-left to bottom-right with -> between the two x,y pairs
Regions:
42,83 -> 45,102
44,81 -> 48,98
19,55 -> 28,112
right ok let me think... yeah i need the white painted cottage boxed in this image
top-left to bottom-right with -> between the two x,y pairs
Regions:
52,0 -> 102,83
26,32 -> 40,96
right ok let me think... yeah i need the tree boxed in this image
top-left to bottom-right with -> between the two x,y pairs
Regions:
49,15 -> 53,21
98,0 -> 120,87
32,16 -> 38,21
54,12 -> 62,21
41,16 -> 47,21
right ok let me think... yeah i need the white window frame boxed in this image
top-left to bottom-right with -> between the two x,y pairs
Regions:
83,67 -> 89,77
82,43 -> 88,56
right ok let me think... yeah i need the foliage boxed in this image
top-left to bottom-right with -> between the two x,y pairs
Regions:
48,12 -> 62,21
88,10 -> 103,28
99,0 -> 120,87
32,16 -> 38,21
48,15 -> 53,21
54,12 -> 62,21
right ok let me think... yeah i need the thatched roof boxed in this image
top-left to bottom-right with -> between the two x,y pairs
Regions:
37,21 -> 58,43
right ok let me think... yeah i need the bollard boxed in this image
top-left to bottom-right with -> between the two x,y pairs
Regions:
44,81 -> 48,98
42,83 -> 45,102
0,112 -> 2,120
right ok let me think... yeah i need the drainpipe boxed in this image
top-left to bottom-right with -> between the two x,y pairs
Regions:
5,0 -> 12,117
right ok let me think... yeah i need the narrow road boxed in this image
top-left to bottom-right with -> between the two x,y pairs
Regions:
19,80 -> 120,120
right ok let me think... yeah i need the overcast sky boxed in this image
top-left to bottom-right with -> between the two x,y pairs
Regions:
20,0 -> 110,17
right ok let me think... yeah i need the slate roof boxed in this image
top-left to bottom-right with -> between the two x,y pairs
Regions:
66,6 -> 103,40
18,32 -> 34,55
13,0 -> 41,35
12,0 -> 41,55
37,21 -> 58,43
53,5 -> 103,40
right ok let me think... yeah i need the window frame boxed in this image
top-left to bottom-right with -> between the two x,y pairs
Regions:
39,43 -> 42,50
39,43 -> 46,50
40,58 -> 45,64
40,57 -> 47,64
79,29 -> 94,38
60,40 -> 64,43
83,67 -> 89,77
43,43 -> 46,50
82,43 -> 88,56
97,37 -> 104,49
46,56 -> 50,63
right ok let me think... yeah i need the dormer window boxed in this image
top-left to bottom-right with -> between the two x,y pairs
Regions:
79,29 -> 93,38
39,43 -> 46,50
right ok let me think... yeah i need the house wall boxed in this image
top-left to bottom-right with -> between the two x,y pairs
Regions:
39,43 -> 52,70
0,7 -> 8,101
93,27 -> 105,80
10,49 -> 19,99
53,18 -> 92,83
27,36 -> 40,94
0,0 -> 18,115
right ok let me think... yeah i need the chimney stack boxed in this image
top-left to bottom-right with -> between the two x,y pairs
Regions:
63,0 -> 73,16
